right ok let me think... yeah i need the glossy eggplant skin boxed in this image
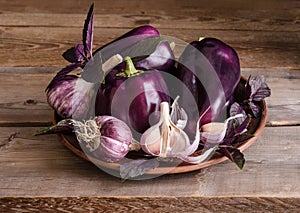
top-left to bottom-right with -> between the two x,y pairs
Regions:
196,38 -> 240,100
111,40 -> 176,74
134,40 -> 175,72
175,38 -> 240,135
95,58 -> 170,135
94,25 -> 160,62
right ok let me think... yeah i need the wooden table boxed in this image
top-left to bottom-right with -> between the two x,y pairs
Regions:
0,0 -> 299,211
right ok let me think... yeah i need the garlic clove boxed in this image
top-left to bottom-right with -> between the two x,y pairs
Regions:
168,122 -> 190,155
140,125 -> 162,156
200,114 -> 245,144
170,96 -> 188,129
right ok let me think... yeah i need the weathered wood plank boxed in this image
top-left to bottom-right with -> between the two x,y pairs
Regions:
0,126 -> 299,197
0,26 -> 299,68
0,9 -> 299,32
0,197 -> 299,212
0,0 -> 299,17
0,67 -> 299,126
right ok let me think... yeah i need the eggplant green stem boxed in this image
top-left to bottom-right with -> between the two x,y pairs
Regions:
116,57 -> 142,78
32,126 -> 54,136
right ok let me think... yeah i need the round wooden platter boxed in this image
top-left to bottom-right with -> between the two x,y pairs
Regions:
55,81 -> 268,175
57,102 -> 266,175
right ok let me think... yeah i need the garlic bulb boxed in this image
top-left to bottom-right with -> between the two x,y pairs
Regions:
140,102 -> 190,157
47,54 -> 123,120
62,116 -> 132,163
140,100 -> 218,164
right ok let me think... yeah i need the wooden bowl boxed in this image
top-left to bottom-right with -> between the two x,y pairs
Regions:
54,77 -> 267,175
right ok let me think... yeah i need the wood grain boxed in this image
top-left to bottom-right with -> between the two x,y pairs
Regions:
0,126 -> 299,197
0,197 -> 299,212
0,26 -> 299,68
0,0 -> 299,209
0,0 -> 299,17
0,9 -> 299,32
0,0 -> 299,68
0,67 -> 299,126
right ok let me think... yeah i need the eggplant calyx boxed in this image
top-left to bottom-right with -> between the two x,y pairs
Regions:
116,57 -> 143,78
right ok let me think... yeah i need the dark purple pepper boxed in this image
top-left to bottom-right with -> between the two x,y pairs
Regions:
95,57 -> 170,136
175,38 -> 241,135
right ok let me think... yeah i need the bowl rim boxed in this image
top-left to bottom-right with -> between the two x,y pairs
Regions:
54,76 -> 268,175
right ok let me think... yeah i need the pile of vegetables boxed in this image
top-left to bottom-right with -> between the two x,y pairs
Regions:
35,4 -> 271,179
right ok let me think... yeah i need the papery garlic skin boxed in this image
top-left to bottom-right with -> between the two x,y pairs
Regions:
170,96 -> 188,129
46,67 -> 97,120
73,116 -> 133,162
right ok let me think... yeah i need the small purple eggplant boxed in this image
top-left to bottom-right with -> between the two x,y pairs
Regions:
93,25 -> 160,62
175,38 -> 241,135
95,57 -> 170,135
134,40 -> 175,72
106,38 -> 175,74
63,3 -> 160,65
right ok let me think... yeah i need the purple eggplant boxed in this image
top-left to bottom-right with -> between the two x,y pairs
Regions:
63,3 -> 159,64
175,38 -> 241,135
108,38 -> 175,73
95,57 -> 170,136
81,25 -> 174,83
93,25 -> 160,62
134,40 -> 175,72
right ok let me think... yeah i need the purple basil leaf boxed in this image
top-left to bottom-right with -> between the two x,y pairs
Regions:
234,117 -> 250,135
219,147 -> 245,169
75,44 -> 86,62
232,133 -> 254,147
249,101 -> 261,117
249,76 -> 271,101
83,3 -> 94,56
221,134 -> 235,146
244,76 -> 252,100
223,117 -> 250,146
229,102 -> 247,126
62,44 -> 86,63
120,158 -> 159,180
62,47 -> 77,63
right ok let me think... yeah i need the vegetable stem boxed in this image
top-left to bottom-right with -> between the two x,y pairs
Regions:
116,57 -> 142,78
